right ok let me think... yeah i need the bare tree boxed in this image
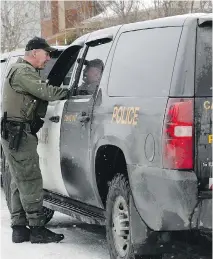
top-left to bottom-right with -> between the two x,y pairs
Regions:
100,1 -> 141,24
199,0 -> 212,12
190,0 -> 195,13
162,0 -> 173,16
64,1 -> 100,37
171,1 -> 192,15
153,0 -> 189,17
153,0 -> 163,17
152,0 -> 211,17
1,1 -> 41,53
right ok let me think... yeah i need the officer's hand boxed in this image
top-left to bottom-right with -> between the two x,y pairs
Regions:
66,89 -> 72,99
61,89 -> 71,100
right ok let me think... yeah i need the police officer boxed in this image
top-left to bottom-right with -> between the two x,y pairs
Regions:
1,37 -> 68,243
78,59 -> 104,95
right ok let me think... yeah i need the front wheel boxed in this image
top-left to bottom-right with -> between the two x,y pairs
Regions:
106,174 -> 162,259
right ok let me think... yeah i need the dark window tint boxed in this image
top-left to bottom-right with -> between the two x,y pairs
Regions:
195,25 -> 212,96
40,50 -> 64,81
40,57 -> 58,81
108,27 -> 182,97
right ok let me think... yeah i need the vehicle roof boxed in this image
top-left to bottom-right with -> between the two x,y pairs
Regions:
71,33 -> 90,46
69,13 -> 212,48
122,13 -> 212,31
4,48 -> 25,58
0,52 -> 10,61
70,25 -> 122,47
52,45 -> 67,50
0,45 -> 67,61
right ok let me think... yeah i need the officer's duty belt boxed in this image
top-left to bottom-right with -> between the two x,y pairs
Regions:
6,121 -> 31,132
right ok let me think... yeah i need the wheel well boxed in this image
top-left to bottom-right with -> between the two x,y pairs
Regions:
95,145 -> 128,208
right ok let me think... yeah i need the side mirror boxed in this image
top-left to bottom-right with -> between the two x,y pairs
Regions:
0,58 -> 7,63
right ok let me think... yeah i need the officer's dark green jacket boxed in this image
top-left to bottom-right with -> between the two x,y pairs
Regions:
2,58 -> 68,121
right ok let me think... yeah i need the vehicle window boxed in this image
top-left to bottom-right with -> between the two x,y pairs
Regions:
195,25 -> 212,96
47,46 -> 83,88
61,63 -> 75,87
108,27 -> 182,97
68,48 -> 84,87
40,57 -> 58,81
75,42 -> 111,96
40,51 -> 64,81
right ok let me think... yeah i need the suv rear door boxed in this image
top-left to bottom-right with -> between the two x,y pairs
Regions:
194,20 -> 212,191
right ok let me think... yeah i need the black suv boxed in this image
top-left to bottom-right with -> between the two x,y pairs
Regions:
2,13 -> 212,259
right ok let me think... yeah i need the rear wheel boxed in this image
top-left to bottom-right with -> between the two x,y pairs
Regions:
1,151 -> 54,225
106,174 -> 162,259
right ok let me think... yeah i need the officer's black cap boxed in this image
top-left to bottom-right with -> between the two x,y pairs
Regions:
25,36 -> 57,53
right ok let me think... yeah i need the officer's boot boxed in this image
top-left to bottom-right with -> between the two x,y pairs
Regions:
30,226 -> 64,243
12,226 -> 30,243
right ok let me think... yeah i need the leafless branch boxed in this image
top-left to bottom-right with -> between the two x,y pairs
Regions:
1,0 -> 40,53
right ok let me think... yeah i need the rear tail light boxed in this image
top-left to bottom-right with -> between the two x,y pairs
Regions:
162,98 -> 194,170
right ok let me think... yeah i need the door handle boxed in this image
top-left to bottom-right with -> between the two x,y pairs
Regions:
49,116 -> 60,123
78,112 -> 90,124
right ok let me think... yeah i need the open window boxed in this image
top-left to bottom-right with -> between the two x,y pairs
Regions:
72,34 -> 113,96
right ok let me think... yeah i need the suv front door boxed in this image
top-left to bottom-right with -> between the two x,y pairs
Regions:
37,44 -> 83,195
60,35 -> 113,206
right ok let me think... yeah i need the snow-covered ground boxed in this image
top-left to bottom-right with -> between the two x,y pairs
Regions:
0,190 -> 109,259
1,189 -> 211,259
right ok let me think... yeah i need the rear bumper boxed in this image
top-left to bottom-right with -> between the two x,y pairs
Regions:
129,187 -> 212,256
127,165 -> 212,231
133,230 -> 212,257
192,196 -> 212,232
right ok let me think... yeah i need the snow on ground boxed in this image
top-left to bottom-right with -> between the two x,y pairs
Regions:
0,190 -> 109,259
1,189 -> 211,259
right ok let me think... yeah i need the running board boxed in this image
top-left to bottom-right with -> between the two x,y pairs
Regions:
43,190 -> 106,226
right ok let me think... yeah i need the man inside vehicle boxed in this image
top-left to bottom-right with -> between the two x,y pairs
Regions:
77,59 -> 104,95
